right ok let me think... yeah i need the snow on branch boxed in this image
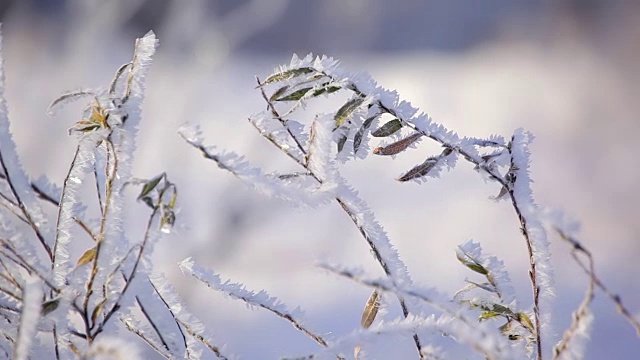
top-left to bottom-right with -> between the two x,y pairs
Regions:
52,134 -> 102,287
179,124 -> 336,208
148,273 -> 231,360
0,26 -> 53,260
312,315 -> 516,360
14,277 -> 42,360
179,257 -> 330,349
454,240 -> 517,307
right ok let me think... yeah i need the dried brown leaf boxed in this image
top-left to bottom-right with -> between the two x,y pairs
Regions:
373,132 -> 422,156
396,157 -> 438,182
360,289 -> 381,329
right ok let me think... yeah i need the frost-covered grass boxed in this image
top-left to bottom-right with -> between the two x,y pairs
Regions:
0,28 -> 638,360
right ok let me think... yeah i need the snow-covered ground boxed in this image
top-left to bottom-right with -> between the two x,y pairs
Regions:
2,3 -> 639,358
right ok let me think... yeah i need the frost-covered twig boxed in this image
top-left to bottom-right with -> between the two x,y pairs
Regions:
185,75 -> 427,356
148,274 -> 230,359
551,243 -> 594,359
121,317 -> 172,359
319,263 -> 517,358
134,296 -> 172,355
303,60 -> 552,358
14,277 -> 42,360
179,258 -> 330,350
553,227 -> 640,337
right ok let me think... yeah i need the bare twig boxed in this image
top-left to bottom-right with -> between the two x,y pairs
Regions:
0,152 -> 52,260
554,228 -> 640,337
134,296 -> 171,354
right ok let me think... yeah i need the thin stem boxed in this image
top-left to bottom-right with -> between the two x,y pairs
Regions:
83,139 -> 117,342
135,296 -> 171,354
0,152 -> 52,260
555,228 -> 640,336
53,144 -> 83,268
93,204 -> 159,339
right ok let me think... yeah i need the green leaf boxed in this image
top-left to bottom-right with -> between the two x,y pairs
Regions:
353,114 -> 378,153
334,97 -> 365,127
168,190 -> 177,209
138,174 -> 164,200
42,299 -> 60,316
269,85 -> 290,101
456,251 -> 489,275
91,299 -> 106,326
371,119 -> 402,137
141,196 -> 154,209
464,280 -> 496,293
261,67 -> 314,86
479,311 -> 501,321
337,133 -> 348,153
312,85 -> 341,97
517,312 -> 535,333
490,303 -> 515,316
275,87 -> 312,101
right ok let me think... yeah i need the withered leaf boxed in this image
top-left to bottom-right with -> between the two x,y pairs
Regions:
76,246 -> 97,267
360,289 -> 381,329
396,157 -> 437,182
373,132 -> 422,156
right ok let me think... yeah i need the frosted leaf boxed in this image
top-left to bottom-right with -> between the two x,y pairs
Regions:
306,114 -> 339,183
47,88 -> 96,116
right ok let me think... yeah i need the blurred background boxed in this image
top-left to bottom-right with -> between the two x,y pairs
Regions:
0,0 -> 639,358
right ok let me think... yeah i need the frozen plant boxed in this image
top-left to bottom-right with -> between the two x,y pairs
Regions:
0,30 -> 223,359
180,54 -> 640,359
1,28 -> 638,360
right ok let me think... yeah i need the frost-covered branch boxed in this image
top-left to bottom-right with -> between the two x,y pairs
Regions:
148,273 -> 230,359
319,263 -> 518,359
256,55 -> 558,358
179,258 -> 331,350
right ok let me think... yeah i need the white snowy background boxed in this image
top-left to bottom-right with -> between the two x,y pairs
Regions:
1,0 -> 638,358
